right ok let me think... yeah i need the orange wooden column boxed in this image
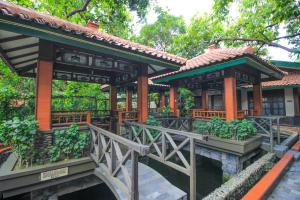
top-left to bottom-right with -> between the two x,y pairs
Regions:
110,85 -> 117,111
35,40 -> 54,131
202,90 -> 209,110
137,67 -> 148,123
253,82 -> 263,116
160,91 -> 166,108
170,86 -> 178,114
35,60 -> 53,131
125,87 -> 133,112
224,76 -> 237,121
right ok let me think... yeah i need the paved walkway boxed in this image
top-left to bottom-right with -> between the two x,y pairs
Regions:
268,158 -> 300,200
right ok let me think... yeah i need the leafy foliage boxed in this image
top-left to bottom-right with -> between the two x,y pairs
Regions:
50,124 -> 89,162
178,87 -> 195,116
146,115 -> 162,138
8,0 -> 150,38
133,7 -> 186,52
194,117 -> 257,141
0,116 -> 37,166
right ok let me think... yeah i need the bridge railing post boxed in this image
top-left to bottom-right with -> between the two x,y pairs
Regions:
190,138 -> 196,200
130,150 -> 139,200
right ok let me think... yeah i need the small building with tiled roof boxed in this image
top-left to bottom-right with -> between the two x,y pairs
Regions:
152,45 -> 284,121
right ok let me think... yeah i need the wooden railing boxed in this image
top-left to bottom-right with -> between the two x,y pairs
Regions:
125,122 -> 208,200
191,109 -> 248,120
156,117 -> 193,132
247,116 -> 283,152
89,124 -> 149,200
51,112 -> 91,127
191,109 -> 226,119
117,110 -> 138,123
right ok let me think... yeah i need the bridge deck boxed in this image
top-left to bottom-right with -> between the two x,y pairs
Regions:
94,161 -> 187,200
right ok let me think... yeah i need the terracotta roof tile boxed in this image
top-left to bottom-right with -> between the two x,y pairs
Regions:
262,74 -> 300,87
152,46 -> 283,80
0,1 -> 186,65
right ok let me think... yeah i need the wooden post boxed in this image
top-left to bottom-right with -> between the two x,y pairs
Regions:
160,91 -> 166,109
35,40 -> 54,131
170,86 -> 179,116
131,150 -> 139,200
224,71 -> 237,121
190,138 -> 196,200
110,85 -> 117,112
137,66 -> 148,123
253,82 -> 262,116
126,87 -> 133,112
202,89 -> 209,110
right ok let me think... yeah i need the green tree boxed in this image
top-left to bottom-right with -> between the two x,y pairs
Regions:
212,0 -> 300,56
8,0 -> 151,38
134,7 -> 186,52
172,14 -> 225,58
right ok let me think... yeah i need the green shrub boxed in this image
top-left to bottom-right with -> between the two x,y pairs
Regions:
235,119 -> 257,140
50,124 -> 89,162
194,117 -> 257,141
0,116 -> 37,166
146,116 -> 162,138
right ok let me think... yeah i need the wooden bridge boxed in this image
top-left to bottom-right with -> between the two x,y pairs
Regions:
89,124 -> 188,200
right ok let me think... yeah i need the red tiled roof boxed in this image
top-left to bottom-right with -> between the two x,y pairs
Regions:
0,1 -> 186,65
263,74 -> 300,87
152,46 -> 283,80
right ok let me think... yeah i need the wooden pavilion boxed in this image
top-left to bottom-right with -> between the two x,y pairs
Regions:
152,45 -> 284,121
0,1 -> 186,131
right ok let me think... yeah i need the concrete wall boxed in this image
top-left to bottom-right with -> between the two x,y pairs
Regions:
284,88 -> 295,116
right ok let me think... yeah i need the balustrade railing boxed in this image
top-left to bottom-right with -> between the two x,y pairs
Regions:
124,122 -> 208,200
51,112 -> 91,127
89,124 -> 149,200
156,117 -> 193,132
117,111 -> 138,123
191,109 -> 226,119
191,109 -> 247,120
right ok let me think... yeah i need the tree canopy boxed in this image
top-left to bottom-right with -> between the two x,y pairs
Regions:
8,0 -> 150,38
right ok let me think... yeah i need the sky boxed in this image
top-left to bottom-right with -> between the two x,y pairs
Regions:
134,0 -> 293,61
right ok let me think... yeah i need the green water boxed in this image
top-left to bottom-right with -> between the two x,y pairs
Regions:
60,155 -> 222,200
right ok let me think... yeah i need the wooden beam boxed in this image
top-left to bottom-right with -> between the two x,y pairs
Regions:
0,35 -> 31,43
110,85 -> 118,111
35,60 -> 53,131
16,63 -> 37,74
170,86 -> 179,116
137,66 -> 148,123
224,76 -> 237,121
13,58 -> 37,66
201,90 -> 209,110
10,51 -> 38,60
5,43 -> 39,53
253,83 -> 263,116
126,88 -> 133,112
160,91 -> 166,108
35,40 -> 54,131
